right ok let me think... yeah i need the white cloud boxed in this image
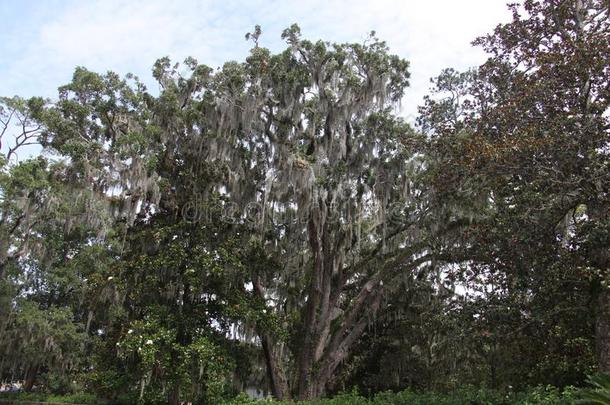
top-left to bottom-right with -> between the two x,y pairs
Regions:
0,0 -> 512,121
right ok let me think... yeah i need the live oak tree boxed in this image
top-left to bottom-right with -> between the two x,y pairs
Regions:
14,26 -> 432,401
20,68 -> 242,403
0,78 -> 155,392
146,25 -> 432,399
0,97 -> 48,280
0,154 -> 130,391
0,151 -> 110,390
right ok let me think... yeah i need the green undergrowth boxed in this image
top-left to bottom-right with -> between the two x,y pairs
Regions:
0,386 -> 580,405
0,392 -> 103,404
222,386 -> 579,405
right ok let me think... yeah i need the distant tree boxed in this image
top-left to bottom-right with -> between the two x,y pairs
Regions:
0,146 -> 111,390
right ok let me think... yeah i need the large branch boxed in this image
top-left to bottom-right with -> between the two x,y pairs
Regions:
319,247 -> 433,371
296,208 -> 326,398
313,194 -> 342,362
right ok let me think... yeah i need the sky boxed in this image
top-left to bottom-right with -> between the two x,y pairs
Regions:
0,0 -> 512,124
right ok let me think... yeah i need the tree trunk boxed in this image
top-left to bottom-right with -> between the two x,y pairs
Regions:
589,201 -> 609,371
299,287 -> 385,400
253,276 -> 290,400
260,333 -> 290,400
168,385 -> 180,405
296,212 -> 327,400
597,289 -> 610,372
291,250 -> 428,399
23,365 -> 38,392
255,220 -> 430,400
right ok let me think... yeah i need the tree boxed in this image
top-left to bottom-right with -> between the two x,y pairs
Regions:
420,0 -> 609,373
28,24 -> 433,399
0,83 -> 133,392
0,152 -> 120,390
150,25 -> 429,399
8,10 -> 606,398
0,302 -> 88,391
104,213 -> 256,404
0,97 -> 45,279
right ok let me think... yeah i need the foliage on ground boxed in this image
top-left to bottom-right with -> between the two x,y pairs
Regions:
220,386 -> 580,404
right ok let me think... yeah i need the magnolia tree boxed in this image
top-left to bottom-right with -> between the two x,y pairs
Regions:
419,0 -> 610,373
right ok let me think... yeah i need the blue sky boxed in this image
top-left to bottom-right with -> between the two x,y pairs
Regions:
1,0 -> 511,122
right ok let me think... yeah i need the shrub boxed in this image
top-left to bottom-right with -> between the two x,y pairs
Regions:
219,386 -> 577,405
576,373 -> 610,405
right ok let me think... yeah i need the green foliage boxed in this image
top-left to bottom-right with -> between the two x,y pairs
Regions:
115,317 -> 233,403
0,387 -> 581,405
415,0 -> 609,389
577,373 -> 610,405
0,391 -> 104,404
0,387 -> 576,405
0,301 -> 89,381
218,387 -> 578,405
1,4 -> 608,403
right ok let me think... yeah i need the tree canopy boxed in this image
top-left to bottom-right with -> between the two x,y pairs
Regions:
0,1 -> 608,404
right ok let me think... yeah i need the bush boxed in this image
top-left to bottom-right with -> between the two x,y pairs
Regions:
40,371 -> 82,395
219,386 -> 577,405
46,393 -> 103,404
575,373 -> 610,405
0,391 -> 106,404
0,386 -> 580,404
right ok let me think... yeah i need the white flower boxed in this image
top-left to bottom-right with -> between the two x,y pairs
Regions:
107,276 -> 114,281
127,329 -> 133,334
262,309 -> 267,314
145,339 -> 153,345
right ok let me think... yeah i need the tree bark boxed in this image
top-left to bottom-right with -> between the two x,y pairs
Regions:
296,211 -> 327,400
23,365 -> 38,392
260,333 -> 290,400
168,385 -> 180,405
293,249 -> 431,399
597,289 -> 610,372
253,208 -> 431,400
253,276 -> 290,400
589,200 -> 609,372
